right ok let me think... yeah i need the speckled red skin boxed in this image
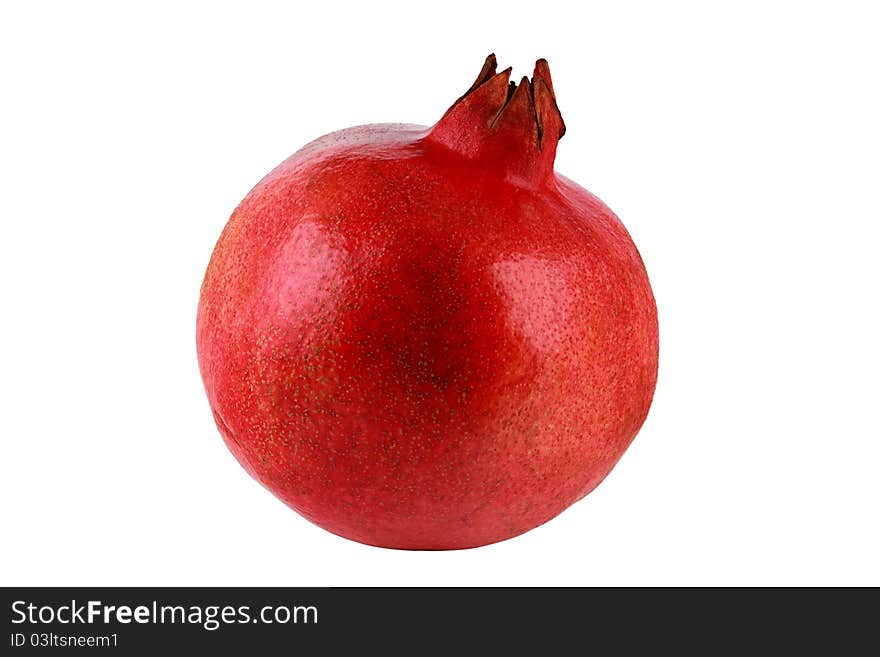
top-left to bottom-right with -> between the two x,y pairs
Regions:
197,56 -> 658,549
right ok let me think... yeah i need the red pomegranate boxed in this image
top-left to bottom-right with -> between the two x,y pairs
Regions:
197,55 -> 658,549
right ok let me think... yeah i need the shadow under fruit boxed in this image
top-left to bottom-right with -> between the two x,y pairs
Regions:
196,55 -> 659,549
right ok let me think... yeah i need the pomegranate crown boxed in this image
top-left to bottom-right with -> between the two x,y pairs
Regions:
428,54 -> 566,185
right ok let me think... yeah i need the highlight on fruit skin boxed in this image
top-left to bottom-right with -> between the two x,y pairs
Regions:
197,54 -> 658,550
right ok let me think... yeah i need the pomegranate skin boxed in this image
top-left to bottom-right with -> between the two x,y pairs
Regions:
197,56 -> 658,549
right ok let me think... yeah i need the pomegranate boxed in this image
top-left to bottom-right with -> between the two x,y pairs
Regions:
197,55 -> 658,549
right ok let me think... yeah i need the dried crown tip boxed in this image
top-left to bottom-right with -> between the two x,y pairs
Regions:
533,58 -> 555,96
477,56 -> 563,145
465,56 -> 564,140
467,53 -> 499,93
467,54 -> 559,102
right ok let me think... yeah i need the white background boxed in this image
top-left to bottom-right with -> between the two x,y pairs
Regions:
2,1 -> 878,586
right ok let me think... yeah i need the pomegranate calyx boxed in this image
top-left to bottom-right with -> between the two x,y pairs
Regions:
428,54 -> 566,186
